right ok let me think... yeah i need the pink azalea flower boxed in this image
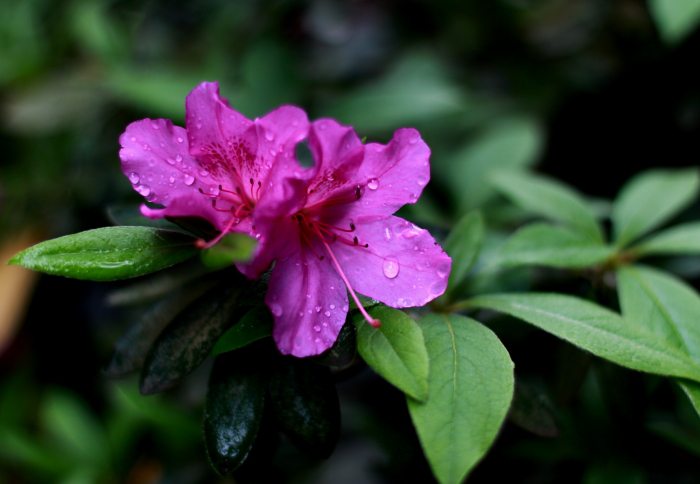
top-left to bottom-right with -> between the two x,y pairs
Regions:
251,119 -> 452,357
119,81 -> 309,252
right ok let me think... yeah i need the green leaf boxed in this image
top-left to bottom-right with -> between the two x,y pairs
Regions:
443,211 -> 484,293
618,265 -> 700,359
497,223 -> 614,269
140,282 -> 244,394
355,306 -> 430,401
204,349 -> 266,475
269,360 -> 340,458
617,264 -> 700,414
9,226 -> 197,281
611,168 -> 700,248
632,222 -> 700,257
491,170 -> 603,242
469,293 -> 700,382
41,391 -> 107,467
211,306 -> 272,356
649,0 -> 700,44
443,117 -> 543,211
200,233 -> 257,269
679,380 -> 700,416
407,314 -> 514,484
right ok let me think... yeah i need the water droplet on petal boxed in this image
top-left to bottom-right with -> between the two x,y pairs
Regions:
200,169 -> 209,177
169,176 -> 175,184
166,157 -> 175,165
270,303 -> 283,317
367,178 -> 379,190
151,122 -> 159,130
136,184 -> 151,197
175,154 -> 183,163
315,305 -> 321,313
329,304 -> 336,310
409,135 -> 419,145
128,172 -> 140,184
209,185 -> 220,196
183,174 -> 195,186
383,258 -> 400,279
324,311 -> 331,317
265,131 -> 274,141
177,136 -> 184,143
313,325 -> 321,333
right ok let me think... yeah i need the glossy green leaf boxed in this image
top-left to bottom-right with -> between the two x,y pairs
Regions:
200,233 -> 257,269
611,168 -> 700,247
140,282 -> 244,394
632,222 -> 700,257
444,211 -> 484,293
9,226 -> 197,281
269,360 -> 340,458
469,293 -> 700,382
649,0 -> 700,44
491,170 -> 603,242
204,349 -> 266,475
407,314 -> 514,484
617,265 -> 700,414
211,306 -> 273,356
497,223 -> 614,269
356,306 -> 430,401
444,117 -> 543,211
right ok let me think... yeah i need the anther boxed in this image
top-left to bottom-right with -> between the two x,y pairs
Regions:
353,236 -> 359,246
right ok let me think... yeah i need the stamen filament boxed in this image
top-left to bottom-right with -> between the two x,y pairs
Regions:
195,216 -> 240,249
314,226 -> 380,328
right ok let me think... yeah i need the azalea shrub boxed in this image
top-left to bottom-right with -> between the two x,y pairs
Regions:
3,1 -> 700,483
9,77 -> 700,482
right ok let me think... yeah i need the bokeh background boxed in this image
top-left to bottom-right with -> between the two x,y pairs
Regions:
1,0 -> 699,482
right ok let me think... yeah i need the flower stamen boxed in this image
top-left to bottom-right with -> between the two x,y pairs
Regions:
313,225 -> 380,328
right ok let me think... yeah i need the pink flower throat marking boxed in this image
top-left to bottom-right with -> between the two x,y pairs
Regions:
294,184 -> 381,328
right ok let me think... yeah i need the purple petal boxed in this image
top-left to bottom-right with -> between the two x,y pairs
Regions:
119,118 -> 230,230
265,238 -> 349,357
306,120 -> 431,218
333,216 -> 451,308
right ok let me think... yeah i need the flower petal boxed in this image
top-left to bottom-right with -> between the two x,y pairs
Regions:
306,120 -> 431,218
333,216 -> 451,308
265,238 -> 349,357
119,118 -> 230,230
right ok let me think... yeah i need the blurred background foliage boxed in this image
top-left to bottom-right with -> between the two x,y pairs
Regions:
1,0 -> 699,482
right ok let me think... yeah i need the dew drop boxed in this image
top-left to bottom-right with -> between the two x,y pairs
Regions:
315,305 -> 322,313
367,178 -> 379,190
142,144 -> 151,151
209,185 -> 220,196
313,325 -> 321,333
265,131 -> 274,141
382,258 -> 400,279
177,136 -> 184,143
128,172 -> 140,184
270,303 -> 283,317
130,136 -> 136,142
409,135 -> 419,145
136,185 -> 151,197
200,169 -> 209,177
324,311 -> 331,317
151,122 -> 160,130
169,176 -> 175,184
329,304 -> 336,310
183,174 -> 195,186
314,337 -> 322,343
166,157 -> 175,165
175,154 -> 183,163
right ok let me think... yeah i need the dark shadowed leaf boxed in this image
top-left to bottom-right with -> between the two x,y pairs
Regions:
313,321 -> 357,371
355,306 -> 429,401
497,223 -> 614,269
407,314 -> 514,484
106,281 -> 214,377
509,381 -> 559,438
140,281 -> 245,394
470,293 -> 700,382
204,349 -> 266,475
269,359 -> 340,458
611,168 -> 700,247
491,170 -> 603,242
9,226 -> 197,281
